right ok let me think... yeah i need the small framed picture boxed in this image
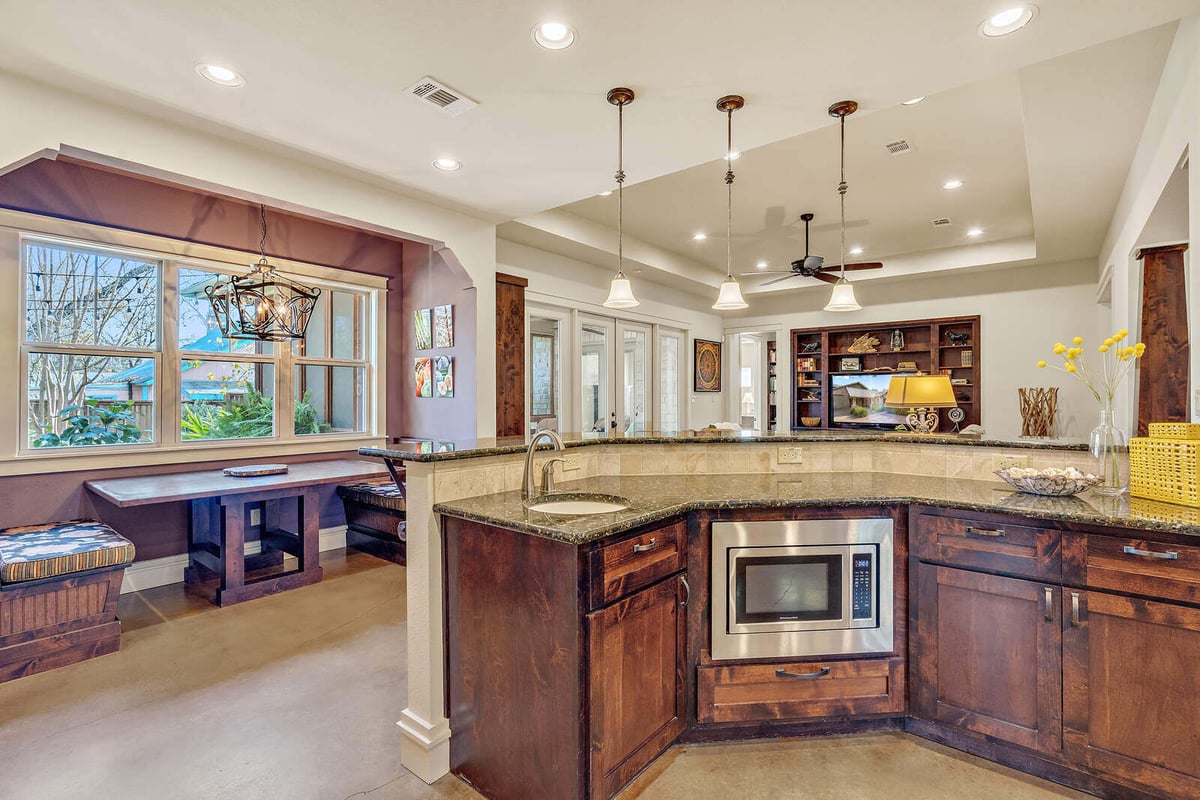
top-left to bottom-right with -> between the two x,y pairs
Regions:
414,308 -> 432,350
694,339 -> 722,392
839,356 -> 862,372
961,350 -> 973,367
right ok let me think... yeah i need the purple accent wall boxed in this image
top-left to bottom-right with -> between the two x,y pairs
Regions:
399,246 -> 478,440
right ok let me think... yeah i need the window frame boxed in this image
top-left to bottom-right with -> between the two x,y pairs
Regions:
1,210 -> 387,475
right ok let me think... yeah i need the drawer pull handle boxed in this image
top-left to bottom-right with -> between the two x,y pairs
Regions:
1123,545 -> 1178,560
1043,587 -> 1054,621
679,575 -> 690,608
965,526 -> 1005,538
1070,592 -> 1081,627
775,667 -> 831,680
632,538 -> 657,553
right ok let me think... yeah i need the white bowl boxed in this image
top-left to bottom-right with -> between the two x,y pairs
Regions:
994,467 -> 1101,497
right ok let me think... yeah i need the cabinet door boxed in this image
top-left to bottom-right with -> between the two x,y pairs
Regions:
913,563 -> 1061,752
587,575 -> 686,800
1063,591 -> 1200,798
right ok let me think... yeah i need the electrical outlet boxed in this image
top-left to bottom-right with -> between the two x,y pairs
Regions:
249,508 -> 261,526
561,454 -> 583,472
994,453 -> 1030,471
778,446 -> 804,465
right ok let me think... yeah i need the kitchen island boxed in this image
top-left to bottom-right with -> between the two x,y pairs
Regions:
434,470 -> 1200,800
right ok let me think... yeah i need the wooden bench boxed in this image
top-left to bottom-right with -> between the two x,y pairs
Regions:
337,478 -> 406,565
0,519 -> 135,682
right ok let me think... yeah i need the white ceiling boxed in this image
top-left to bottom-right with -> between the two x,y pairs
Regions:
0,0 -> 1195,226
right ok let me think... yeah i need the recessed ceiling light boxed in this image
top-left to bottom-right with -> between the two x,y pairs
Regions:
195,63 -> 245,87
901,96 -> 925,106
979,5 -> 1037,37
532,21 -> 576,50
849,246 -> 864,256
692,232 -> 707,241
725,151 -> 740,161
756,260 -> 768,269
943,179 -> 964,190
967,227 -> 984,237
598,189 -> 613,196
433,158 -> 462,171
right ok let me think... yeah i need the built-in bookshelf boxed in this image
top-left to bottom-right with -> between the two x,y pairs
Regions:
790,315 -> 981,433
766,340 -> 778,432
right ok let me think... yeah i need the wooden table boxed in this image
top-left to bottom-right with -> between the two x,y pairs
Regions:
86,459 -> 388,605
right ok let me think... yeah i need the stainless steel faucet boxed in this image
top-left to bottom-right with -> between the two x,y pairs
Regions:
523,429 -> 566,499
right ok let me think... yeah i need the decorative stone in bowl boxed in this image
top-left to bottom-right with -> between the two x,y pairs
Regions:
994,466 -> 1101,497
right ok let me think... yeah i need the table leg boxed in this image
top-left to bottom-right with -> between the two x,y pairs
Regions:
298,488 -> 321,578
216,498 -> 247,605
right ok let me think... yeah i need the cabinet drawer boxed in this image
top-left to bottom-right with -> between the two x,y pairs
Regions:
1064,533 -> 1200,604
696,657 -> 904,724
913,510 -> 1061,581
591,522 -> 685,607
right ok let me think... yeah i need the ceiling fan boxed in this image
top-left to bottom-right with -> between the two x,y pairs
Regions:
742,212 -> 883,286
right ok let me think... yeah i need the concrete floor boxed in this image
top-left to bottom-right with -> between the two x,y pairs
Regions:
0,550 -> 1090,800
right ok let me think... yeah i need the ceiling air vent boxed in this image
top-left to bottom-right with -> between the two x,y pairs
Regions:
404,76 -> 478,117
884,139 -> 912,156
931,217 -> 953,227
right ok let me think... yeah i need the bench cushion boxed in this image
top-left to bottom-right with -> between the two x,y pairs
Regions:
337,480 -> 406,513
0,519 -> 136,584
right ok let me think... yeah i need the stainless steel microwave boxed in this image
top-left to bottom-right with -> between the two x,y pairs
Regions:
710,518 -> 893,661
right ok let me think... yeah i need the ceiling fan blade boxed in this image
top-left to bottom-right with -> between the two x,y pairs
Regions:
760,273 -> 804,287
739,270 -> 797,277
811,272 -> 841,285
819,261 -> 884,272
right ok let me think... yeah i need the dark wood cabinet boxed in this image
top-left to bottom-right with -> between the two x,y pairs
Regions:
1062,590 -> 1200,799
587,575 -> 686,800
443,515 -> 687,800
912,562 -> 1062,753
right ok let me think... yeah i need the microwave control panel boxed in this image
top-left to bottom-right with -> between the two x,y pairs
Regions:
851,552 -> 873,620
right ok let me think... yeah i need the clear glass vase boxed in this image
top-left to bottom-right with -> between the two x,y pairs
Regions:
1089,406 -> 1128,495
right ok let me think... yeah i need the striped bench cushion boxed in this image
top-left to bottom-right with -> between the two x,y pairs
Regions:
337,480 -> 406,512
0,519 -> 136,584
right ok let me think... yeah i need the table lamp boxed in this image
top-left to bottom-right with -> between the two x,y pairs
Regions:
885,375 -> 958,434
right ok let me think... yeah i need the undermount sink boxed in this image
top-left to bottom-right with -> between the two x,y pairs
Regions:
525,494 -> 630,516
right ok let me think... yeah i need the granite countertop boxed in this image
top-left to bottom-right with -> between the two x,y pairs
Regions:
364,430 -> 1088,463
433,472 -> 1200,545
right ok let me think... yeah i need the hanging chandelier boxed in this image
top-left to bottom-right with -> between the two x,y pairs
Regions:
602,87 -> 640,309
712,94 -> 748,310
824,100 -> 862,313
206,205 -> 322,340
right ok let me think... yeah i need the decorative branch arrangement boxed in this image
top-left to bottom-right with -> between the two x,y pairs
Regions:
1018,387 -> 1058,438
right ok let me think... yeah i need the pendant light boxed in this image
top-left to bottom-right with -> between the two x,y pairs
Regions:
823,100 -> 862,313
603,87 -> 640,309
712,95 -> 749,310
206,205 -> 322,340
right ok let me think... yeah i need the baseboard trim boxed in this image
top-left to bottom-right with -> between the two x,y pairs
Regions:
120,525 -> 349,595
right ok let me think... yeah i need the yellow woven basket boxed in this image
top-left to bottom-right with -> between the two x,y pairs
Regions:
1147,422 -> 1200,440
1129,436 -> 1200,507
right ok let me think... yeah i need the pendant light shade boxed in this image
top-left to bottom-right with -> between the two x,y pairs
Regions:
712,94 -> 748,311
823,279 -> 861,312
603,87 -> 640,310
824,100 -> 863,314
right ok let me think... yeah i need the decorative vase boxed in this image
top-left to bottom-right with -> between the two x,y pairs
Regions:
1089,406 -> 1128,495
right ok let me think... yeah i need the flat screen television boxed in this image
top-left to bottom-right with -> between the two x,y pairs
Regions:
828,373 -> 908,428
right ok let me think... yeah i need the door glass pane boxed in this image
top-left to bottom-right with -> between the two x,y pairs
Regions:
660,335 -> 680,432
623,328 -> 647,434
530,317 -> 560,431
581,324 -> 609,433
180,360 -> 275,440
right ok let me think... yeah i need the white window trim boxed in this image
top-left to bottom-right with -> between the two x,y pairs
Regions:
0,209 -> 387,476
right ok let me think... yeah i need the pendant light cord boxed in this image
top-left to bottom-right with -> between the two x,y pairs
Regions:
726,107 -> 734,280
615,100 -> 626,279
838,114 -> 848,281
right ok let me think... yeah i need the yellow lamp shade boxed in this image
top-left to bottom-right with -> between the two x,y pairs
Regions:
885,375 -> 957,408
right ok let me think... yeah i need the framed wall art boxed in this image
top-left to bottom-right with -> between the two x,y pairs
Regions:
694,338 -> 722,392
433,304 -> 454,348
414,308 -> 433,350
434,355 -> 454,398
414,357 -> 432,397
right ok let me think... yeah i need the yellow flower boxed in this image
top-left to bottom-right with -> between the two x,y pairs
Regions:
1134,343 -> 1146,357
1118,329 -> 1129,338
1036,360 -> 1047,368
1072,336 -> 1083,345
1065,363 -> 1077,373
1053,343 -> 1067,355
1099,344 -> 1109,353
1103,337 -> 1114,347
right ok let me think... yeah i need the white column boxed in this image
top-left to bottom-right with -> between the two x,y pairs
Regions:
396,461 -> 451,782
